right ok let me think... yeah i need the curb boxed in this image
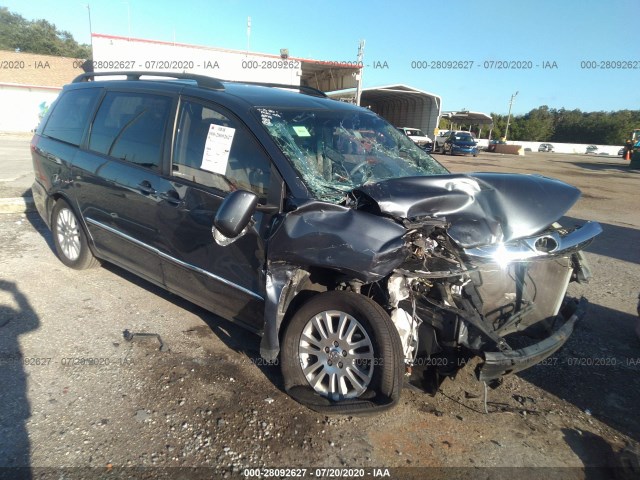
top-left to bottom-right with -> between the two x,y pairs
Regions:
0,196 -> 35,214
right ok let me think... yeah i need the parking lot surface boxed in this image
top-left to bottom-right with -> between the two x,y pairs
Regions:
1,135 -> 639,478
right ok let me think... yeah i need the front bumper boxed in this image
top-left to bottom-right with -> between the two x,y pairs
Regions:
451,145 -> 478,155
477,297 -> 587,381
421,143 -> 434,153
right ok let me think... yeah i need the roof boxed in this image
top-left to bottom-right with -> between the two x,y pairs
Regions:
441,110 -> 493,125
328,84 -> 442,104
66,72 -> 366,111
91,33 -> 359,92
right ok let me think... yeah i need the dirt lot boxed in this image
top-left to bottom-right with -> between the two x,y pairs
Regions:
1,138 -> 639,479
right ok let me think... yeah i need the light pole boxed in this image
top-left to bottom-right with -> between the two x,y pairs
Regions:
122,1 -> 131,39
354,39 -> 365,106
504,91 -> 518,141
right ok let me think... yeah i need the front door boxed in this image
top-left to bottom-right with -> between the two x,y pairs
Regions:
156,98 -> 277,331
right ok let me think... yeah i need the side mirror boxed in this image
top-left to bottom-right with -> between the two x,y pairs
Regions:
213,190 -> 258,238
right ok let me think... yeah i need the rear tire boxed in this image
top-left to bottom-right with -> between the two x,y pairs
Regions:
281,290 -> 403,414
51,199 -> 99,270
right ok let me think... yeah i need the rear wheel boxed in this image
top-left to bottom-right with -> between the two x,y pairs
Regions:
281,290 -> 403,413
51,199 -> 99,270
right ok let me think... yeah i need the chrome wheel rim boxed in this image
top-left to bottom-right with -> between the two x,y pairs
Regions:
299,310 -> 375,400
56,208 -> 81,261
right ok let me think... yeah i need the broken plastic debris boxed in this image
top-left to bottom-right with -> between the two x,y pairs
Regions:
264,397 -> 275,404
123,329 -> 168,351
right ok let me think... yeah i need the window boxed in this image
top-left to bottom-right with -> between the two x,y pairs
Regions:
43,88 -> 101,146
89,92 -> 172,170
173,100 -> 270,199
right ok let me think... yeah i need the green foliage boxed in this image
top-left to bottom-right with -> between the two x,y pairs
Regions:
487,107 -> 640,144
0,7 -> 90,58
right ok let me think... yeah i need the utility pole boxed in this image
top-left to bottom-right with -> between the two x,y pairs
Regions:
504,91 -> 518,141
247,17 -> 251,52
86,4 -> 93,52
122,1 -> 131,39
355,39 -> 365,106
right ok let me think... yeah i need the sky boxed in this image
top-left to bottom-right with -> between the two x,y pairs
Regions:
2,0 -> 639,115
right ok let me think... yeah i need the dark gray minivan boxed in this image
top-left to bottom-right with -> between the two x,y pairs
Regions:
31,72 -> 601,413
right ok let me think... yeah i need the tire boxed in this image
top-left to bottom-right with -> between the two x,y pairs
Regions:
51,199 -> 99,270
281,290 -> 403,414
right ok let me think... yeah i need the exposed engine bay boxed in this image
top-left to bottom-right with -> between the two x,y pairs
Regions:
384,221 -> 596,390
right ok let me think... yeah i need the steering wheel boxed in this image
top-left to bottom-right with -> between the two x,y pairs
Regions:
349,161 -> 370,176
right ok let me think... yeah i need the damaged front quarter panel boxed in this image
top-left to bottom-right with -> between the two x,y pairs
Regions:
259,200 -> 409,363
267,200 -> 409,283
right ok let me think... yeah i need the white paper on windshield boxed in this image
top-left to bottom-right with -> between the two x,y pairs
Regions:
200,124 -> 236,174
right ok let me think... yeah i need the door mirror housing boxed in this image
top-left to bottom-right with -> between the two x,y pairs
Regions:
214,190 -> 258,238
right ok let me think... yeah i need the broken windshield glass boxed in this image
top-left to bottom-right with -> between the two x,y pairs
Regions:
256,107 -> 448,203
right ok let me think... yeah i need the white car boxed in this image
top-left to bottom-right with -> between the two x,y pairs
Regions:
397,127 -> 433,150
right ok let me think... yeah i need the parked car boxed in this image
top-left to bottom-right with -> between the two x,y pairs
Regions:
538,143 -> 554,152
485,139 -> 505,153
442,131 -> 479,156
397,127 -> 433,152
585,145 -> 599,154
435,129 -> 476,152
31,71 -> 601,414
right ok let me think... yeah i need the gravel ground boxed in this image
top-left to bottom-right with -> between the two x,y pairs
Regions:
1,137 -> 639,479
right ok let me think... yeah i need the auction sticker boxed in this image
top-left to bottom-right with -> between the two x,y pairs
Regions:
201,124 -> 236,174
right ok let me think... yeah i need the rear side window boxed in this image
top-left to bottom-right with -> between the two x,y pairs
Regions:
42,88 -> 101,146
89,92 -> 172,170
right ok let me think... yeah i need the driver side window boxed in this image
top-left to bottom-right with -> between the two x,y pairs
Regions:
173,100 -> 270,200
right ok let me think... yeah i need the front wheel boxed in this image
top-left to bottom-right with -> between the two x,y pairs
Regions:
51,199 -> 99,270
281,290 -> 403,414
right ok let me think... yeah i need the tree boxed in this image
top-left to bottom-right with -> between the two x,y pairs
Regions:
0,7 -> 90,58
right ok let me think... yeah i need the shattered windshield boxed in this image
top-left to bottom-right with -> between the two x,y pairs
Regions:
255,107 -> 448,202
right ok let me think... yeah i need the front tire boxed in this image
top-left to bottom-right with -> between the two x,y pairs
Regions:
51,199 -> 99,270
281,291 -> 403,414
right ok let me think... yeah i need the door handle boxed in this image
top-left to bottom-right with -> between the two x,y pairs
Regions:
40,150 -> 62,164
138,181 -> 156,195
160,190 -> 182,206
48,154 -> 62,164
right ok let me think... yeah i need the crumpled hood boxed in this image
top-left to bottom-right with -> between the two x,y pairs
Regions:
354,173 -> 581,248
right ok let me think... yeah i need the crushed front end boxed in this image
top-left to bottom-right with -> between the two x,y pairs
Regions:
350,173 -> 602,390
385,219 -> 601,389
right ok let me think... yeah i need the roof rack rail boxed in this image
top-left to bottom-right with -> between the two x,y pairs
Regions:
230,80 -> 327,98
71,71 -> 225,91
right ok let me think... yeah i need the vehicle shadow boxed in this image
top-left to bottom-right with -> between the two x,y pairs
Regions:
568,161 -> 640,173
561,216 -> 640,265
98,263 -> 284,390
561,428 -> 615,479
519,301 -> 640,443
0,280 -> 39,479
23,210 -> 55,254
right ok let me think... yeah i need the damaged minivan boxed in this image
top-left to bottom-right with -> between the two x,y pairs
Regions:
32,72 -> 601,414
